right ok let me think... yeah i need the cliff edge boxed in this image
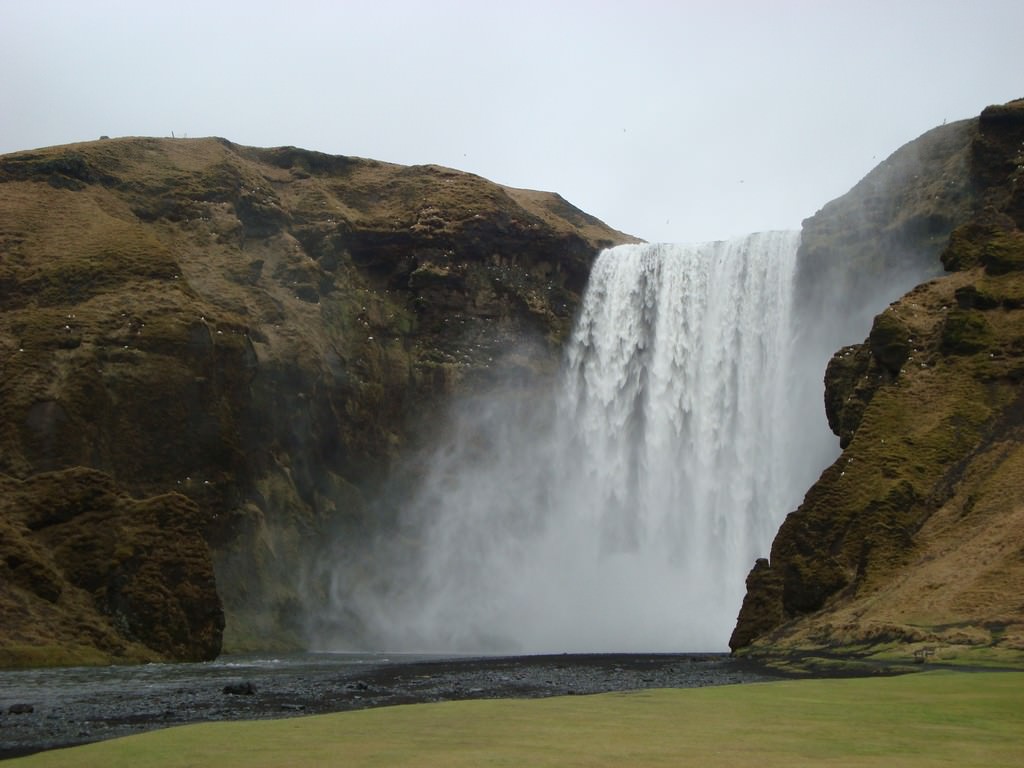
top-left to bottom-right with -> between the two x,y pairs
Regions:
731,99 -> 1024,667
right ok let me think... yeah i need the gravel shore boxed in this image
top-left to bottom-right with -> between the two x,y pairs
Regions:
0,652 -> 780,759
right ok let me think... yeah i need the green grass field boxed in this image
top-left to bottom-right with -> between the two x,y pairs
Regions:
8,671 -> 1023,767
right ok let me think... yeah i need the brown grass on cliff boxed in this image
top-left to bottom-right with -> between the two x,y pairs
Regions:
0,136 -> 634,662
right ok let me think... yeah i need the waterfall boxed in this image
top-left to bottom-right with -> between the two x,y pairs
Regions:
318,231 -> 836,652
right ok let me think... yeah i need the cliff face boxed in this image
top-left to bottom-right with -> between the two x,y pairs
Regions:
0,137 -> 633,664
731,100 -> 1024,664
0,468 -> 221,666
794,116 -> 975,334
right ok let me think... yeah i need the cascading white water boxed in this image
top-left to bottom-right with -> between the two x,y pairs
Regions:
560,233 -> 803,582
320,231 -> 838,652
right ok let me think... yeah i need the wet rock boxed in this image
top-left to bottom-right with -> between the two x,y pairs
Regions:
8,703 -> 34,715
222,682 -> 257,696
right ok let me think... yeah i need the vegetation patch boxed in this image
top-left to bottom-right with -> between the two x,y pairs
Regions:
940,308 -> 993,355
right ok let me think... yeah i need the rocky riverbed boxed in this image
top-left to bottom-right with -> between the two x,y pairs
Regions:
0,653 -> 781,759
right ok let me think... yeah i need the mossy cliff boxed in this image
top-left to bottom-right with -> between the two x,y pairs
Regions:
731,99 -> 1024,666
0,468 -> 221,666
0,137 -> 633,665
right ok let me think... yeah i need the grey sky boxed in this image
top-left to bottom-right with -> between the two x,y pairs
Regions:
3,0 -> 1022,243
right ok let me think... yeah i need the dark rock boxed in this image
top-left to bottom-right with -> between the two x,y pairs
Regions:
823,344 -> 874,448
222,682 -> 257,696
954,284 -> 1000,309
868,310 -> 912,375
8,703 -> 34,715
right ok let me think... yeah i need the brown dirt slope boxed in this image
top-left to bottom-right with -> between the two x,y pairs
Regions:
731,99 -> 1024,667
0,137 -> 634,664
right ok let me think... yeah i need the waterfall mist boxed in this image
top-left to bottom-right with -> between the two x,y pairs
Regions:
313,231 -> 855,653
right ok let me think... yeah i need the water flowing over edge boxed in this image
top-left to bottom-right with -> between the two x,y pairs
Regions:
312,231 -> 841,653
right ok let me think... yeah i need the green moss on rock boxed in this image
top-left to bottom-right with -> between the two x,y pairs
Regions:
981,228 -> 1024,275
940,309 -> 993,355
868,310 -> 912,374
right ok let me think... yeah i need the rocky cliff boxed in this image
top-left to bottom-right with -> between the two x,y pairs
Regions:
731,99 -> 1024,666
0,137 -> 633,665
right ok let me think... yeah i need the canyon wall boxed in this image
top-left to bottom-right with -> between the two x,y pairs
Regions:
0,137 -> 633,664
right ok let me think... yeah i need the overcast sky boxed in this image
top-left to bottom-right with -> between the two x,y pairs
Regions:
3,1 -> 1022,243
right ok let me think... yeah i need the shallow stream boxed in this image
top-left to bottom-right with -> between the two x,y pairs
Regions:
0,652 -> 779,759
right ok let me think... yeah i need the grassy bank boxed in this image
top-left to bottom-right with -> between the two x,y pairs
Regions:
8,671 -> 1022,767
